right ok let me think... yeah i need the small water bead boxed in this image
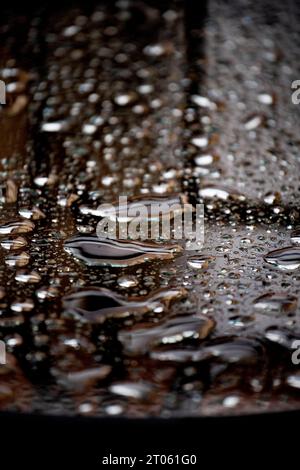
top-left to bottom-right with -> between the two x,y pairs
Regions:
18,207 -> 46,220
191,136 -> 208,148
257,93 -> 273,105
263,192 -> 281,205
10,299 -> 34,313
36,286 -> 60,301
105,404 -> 124,416
191,95 -> 216,110
143,43 -> 167,57
41,122 -> 66,132
0,219 -> 35,235
109,381 -> 154,400
229,315 -> 255,327
6,334 -> 23,348
194,154 -> 215,166
223,395 -> 240,408
5,251 -> 30,267
34,175 -> 57,187
244,114 -> 264,130
114,92 -> 137,106
63,25 -> 81,37
78,403 -> 95,414
63,286 -> 186,324
253,293 -> 297,314
118,314 -> 215,355
1,237 -> 28,251
264,247 -> 300,270
137,84 -> 153,94
187,255 -> 215,269
64,235 -> 183,267
82,124 -> 97,135
117,275 -> 138,288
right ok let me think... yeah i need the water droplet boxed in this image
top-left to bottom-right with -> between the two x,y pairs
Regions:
41,122 -> 65,132
36,286 -> 59,301
117,275 -> 138,288
150,337 -> 263,364
191,95 -> 216,110
63,25 -> 80,37
82,124 -> 97,135
263,192 -> 281,205
64,235 -> 183,267
187,255 -> 214,270
114,92 -> 137,106
291,229 -> 300,245
199,185 -> 245,201
53,365 -> 111,390
223,395 -> 240,408
286,373 -> 300,389
0,219 -> 35,235
18,207 -> 46,220
11,298 -> 34,312
194,154 -> 215,166
79,193 -> 188,222
191,136 -> 208,148
143,43 -> 167,57
254,292 -> 297,314
264,327 -> 299,349
105,404 -> 124,415
1,237 -> 28,251
119,314 -> 215,355
257,93 -> 273,105
5,251 -> 30,267
63,287 -> 186,324
15,271 -> 41,284
109,381 -> 154,400
244,114 -> 263,130
264,247 -> 300,270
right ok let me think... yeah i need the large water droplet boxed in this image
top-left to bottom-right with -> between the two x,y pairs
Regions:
150,337 -> 263,365
64,234 -> 183,267
1,237 -> 28,251
5,251 -> 30,267
63,287 -> 187,324
79,193 -> 188,222
119,314 -> 215,355
254,292 -> 297,314
264,247 -> 300,270
0,219 -> 35,235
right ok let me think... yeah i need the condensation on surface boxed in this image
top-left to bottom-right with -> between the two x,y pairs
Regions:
0,0 -> 299,417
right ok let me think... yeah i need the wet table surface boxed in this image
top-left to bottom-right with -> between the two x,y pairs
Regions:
0,0 -> 300,417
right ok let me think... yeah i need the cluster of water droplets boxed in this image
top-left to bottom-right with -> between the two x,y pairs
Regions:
0,0 -> 299,416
